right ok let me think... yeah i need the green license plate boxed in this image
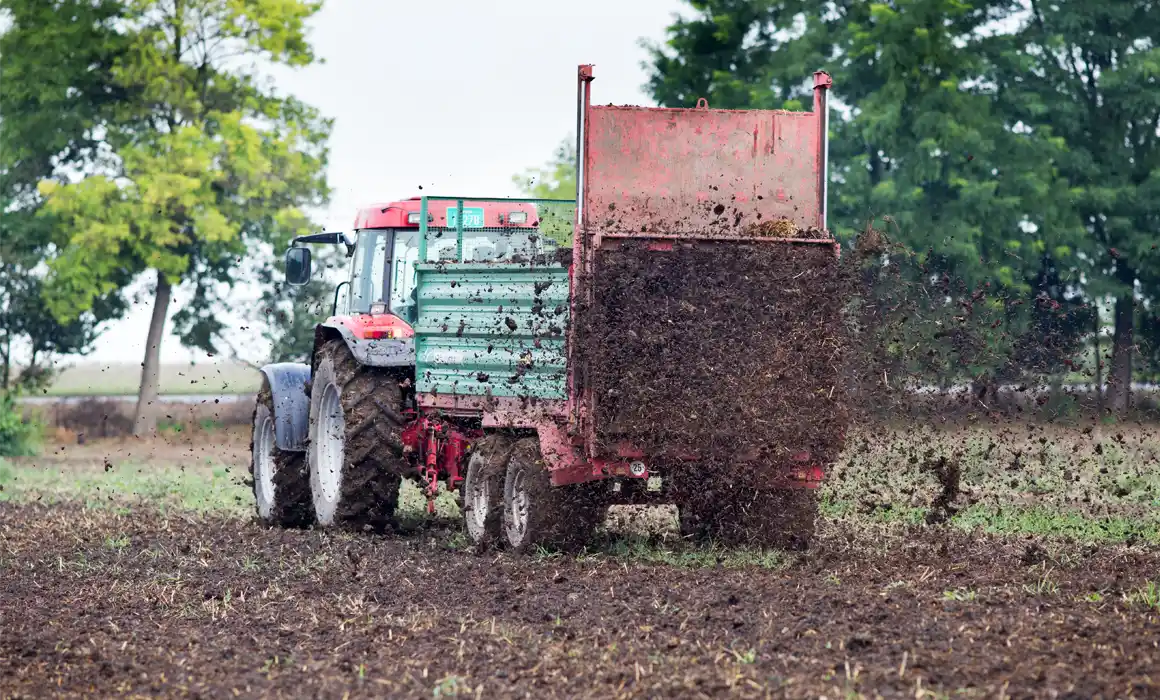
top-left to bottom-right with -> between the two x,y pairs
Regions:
446,207 -> 485,229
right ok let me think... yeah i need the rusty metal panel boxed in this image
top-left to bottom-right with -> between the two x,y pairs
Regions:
583,107 -> 821,236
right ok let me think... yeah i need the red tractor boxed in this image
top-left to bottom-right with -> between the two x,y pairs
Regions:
251,65 -> 845,551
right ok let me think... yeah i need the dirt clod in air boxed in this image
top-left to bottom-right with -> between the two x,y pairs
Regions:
922,454 -> 962,524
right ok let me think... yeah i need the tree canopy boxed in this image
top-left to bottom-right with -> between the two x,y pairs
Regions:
640,0 -> 1160,408
0,0 -> 131,390
1,0 -> 331,431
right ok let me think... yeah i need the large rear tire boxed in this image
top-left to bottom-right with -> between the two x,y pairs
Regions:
250,380 -> 314,528
502,438 -> 606,554
308,338 -> 407,533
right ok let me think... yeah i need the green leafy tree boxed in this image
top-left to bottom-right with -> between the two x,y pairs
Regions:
513,136 -> 576,200
512,136 -> 577,246
259,245 -> 342,363
642,0 -> 1097,392
986,0 -> 1160,412
0,219 -> 129,391
29,0 -> 331,434
0,0 -> 131,390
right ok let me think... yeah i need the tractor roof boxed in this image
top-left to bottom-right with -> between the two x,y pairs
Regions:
353,197 -> 540,230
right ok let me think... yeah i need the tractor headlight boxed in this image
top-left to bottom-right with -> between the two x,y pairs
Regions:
507,211 -> 528,225
407,212 -> 421,224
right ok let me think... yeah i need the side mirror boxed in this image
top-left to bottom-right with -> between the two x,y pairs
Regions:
285,246 -> 312,286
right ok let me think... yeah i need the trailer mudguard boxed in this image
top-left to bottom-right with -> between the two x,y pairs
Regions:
258,362 -> 311,452
316,320 -> 416,368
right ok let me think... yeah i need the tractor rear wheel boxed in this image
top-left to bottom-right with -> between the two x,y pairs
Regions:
250,380 -> 313,528
308,338 -> 407,532
502,438 -> 606,554
462,434 -> 515,548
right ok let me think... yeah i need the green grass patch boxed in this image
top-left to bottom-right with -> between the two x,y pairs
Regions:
0,460 -> 250,515
43,361 -> 261,397
822,495 -> 1160,544
822,423 -> 1160,544
1123,581 -> 1160,612
942,588 -> 977,602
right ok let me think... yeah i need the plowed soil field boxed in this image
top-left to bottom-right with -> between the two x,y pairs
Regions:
2,501 -> 1159,699
3,427 -> 1160,698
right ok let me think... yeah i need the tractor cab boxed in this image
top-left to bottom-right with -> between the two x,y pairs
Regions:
285,197 -> 552,328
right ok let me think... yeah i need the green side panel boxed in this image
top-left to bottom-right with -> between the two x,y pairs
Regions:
414,262 -> 570,400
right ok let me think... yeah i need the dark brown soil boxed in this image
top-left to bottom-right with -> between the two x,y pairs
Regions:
3,503 -> 1158,699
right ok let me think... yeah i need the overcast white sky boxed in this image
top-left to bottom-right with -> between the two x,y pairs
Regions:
83,0 -> 686,365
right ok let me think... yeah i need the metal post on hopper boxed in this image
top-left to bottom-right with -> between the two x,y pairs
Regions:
813,71 -> 832,232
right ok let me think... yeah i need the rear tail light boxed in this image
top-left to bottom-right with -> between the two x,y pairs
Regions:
365,328 -> 394,339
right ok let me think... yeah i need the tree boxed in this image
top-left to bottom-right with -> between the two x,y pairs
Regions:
0,217 -> 129,391
987,1 -> 1160,413
642,0 -> 1097,392
513,137 -> 577,200
0,0 -> 131,391
29,0 -> 331,434
259,245 -> 342,364
512,136 -> 577,246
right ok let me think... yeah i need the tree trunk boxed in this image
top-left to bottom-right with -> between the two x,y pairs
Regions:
1106,292 -> 1134,417
133,271 -> 172,437
1,332 -> 10,391
1092,304 -> 1103,416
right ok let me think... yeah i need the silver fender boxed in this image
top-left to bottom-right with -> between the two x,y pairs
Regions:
258,362 -> 311,452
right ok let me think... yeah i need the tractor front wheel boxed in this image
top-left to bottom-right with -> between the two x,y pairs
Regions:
250,379 -> 313,528
308,338 -> 407,533
502,438 -> 606,554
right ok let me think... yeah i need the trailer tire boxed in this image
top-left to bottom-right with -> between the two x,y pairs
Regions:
462,434 -> 515,548
250,380 -> 314,528
767,488 -> 820,551
308,338 -> 406,532
706,488 -> 819,551
502,438 -> 605,554
674,472 -> 818,551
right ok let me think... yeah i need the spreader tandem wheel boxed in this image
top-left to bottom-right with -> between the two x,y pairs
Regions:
461,434 -> 515,548
249,379 -> 314,528
678,482 -> 820,551
307,338 -> 407,532
502,438 -> 607,553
